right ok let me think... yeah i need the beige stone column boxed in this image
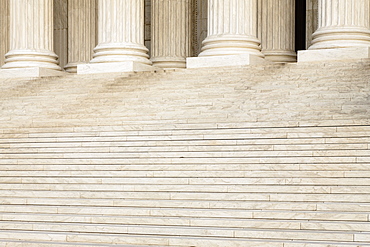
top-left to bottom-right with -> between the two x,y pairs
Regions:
90,0 -> 151,66
261,0 -> 296,62
2,0 -> 61,70
199,0 -> 263,57
309,0 -> 370,50
54,0 -> 68,69
65,0 -> 97,73
151,0 -> 192,69
0,0 -> 9,67
306,0 -> 318,48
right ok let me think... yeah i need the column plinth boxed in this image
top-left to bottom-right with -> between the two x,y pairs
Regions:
299,0 -> 370,62
2,0 -> 61,71
64,0 -> 96,73
261,0 -> 296,63
151,0 -> 192,69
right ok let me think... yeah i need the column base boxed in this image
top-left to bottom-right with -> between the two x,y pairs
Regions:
186,54 -> 266,69
298,47 -> 370,63
77,62 -> 156,75
263,50 -> 297,63
0,67 -> 66,78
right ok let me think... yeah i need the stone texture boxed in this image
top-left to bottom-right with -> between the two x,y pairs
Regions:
151,0 -> 192,69
260,0 -> 296,62
0,0 -> 9,67
0,67 -> 65,78
2,0 -> 61,70
298,47 -> 370,62
65,0 -> 97,73
78,61 -> 155,74
187,54 -> 265,68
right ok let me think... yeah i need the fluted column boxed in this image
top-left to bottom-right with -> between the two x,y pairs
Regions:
2,0 -> 61,70
151,0 -> 192,69
261,0 -> 296,62
309,0 -> 370,50
65,0 -> 97,73
0,0 -> 9,67
199,0 -> 263,57
90,0 -> 151,65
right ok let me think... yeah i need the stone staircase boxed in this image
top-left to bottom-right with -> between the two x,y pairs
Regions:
0,60 -> 369,246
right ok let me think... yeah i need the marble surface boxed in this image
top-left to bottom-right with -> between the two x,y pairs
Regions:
298,47 -> 370,62
187,54 -> 266,68
0,67 -> 65,78
77,62 -> 155,74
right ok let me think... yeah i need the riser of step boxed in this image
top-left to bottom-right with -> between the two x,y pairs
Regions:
4,129 -> 368,139
2,215 -> 370,232
2,184 -> 369,194
2,137 -> 369,147
1,170 -> 370,178
1,191 -> 369,203
0,222 -> 367,243
3,125 -> 370,137
0,116 -> 370,133
2,94 -> 367,108
0,230 -> 369,247
2,198 -> 370,212
0,241 -> 168,247
2,177 -> 370,186
0,158 -> 369,165
2,117 -> 370,130
2,143 -> 368,153
0,123 -> 369,135
2,164 -> 370,172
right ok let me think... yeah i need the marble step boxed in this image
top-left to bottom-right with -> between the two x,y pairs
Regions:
2,136 -> 369,148
0,156 -> 367,165
2,120 -> 370,133
2,121 -> 369,136
1,190 -> 369,203
0,203 -> 369,221
0,222 -> 368,243
2,177 -> 369,186
0,229 -> 369,247
1,183 -> 369,194
1,125 -> 370,139
2,163 -> 370,172
1,150 -> 368,160
0,241 -> 180,247
1,170 -> 370,179
2,214 -> 370,232
2,142 -> 368,153
2,197 -> 370,212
